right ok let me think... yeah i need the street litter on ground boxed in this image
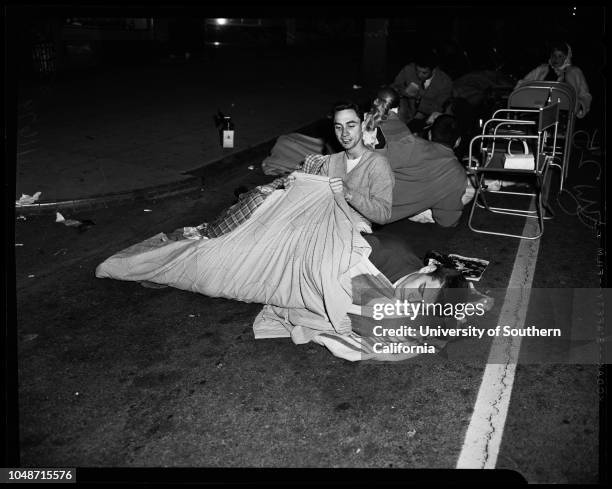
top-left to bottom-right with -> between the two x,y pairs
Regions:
56,212 -> 82,227
16,192 -> 42,206
55,212 -> 95,232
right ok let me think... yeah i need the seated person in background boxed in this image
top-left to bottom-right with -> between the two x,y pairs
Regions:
391,50 -> 453,134
516,41 -> 592,118
303,101 -> 395,230
385,114 -> 473,227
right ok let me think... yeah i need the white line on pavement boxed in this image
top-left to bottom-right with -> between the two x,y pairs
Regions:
456,211 -> 541,469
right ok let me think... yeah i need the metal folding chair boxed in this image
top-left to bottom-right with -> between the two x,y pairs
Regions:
493,82 -> 576,191
514,80 -> 578,111
467,102 -> 560,240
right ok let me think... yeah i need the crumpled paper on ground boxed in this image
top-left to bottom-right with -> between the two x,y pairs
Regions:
55,212 -> 96,232
16,192 -> 42,206
56,212 -> 82,227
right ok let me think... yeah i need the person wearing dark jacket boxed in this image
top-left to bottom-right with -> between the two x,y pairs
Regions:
386,114 -> 470,227
391,51 -> 453,133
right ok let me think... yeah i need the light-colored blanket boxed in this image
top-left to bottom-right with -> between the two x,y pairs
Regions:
96,173 -> 443,361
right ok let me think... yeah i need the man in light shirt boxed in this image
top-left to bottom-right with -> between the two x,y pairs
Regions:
302,101 -> 395,231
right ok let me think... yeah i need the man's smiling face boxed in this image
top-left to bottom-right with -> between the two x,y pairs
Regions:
334,109 -> 363,151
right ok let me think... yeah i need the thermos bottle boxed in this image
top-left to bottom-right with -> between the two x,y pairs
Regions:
222,116 -> 235,148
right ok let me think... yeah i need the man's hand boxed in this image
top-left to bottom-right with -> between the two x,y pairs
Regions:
329,177 -> 344,194
354,219 -> 372,234
405,82 -> 420,98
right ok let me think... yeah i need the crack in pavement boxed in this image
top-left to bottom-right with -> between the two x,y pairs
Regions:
457,204 -> 541,470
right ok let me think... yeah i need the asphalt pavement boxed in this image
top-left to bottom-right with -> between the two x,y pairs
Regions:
13,158 -> 601,481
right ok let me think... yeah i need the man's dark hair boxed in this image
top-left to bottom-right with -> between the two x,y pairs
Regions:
413,50 -> 438,70
332,101 -> 363,120
430,114 -> 460,147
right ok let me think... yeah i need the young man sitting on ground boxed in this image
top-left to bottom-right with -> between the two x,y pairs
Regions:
169,101 -> 394,240
302,101 -> 395,231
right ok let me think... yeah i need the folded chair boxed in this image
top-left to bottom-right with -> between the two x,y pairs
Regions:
492,81 -> 576,191
466,102 -> 560,240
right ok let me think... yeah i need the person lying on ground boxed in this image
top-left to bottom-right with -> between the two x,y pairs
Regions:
350,242 -> 494,341
356,92 -> 473,227
377,113 -> 473,227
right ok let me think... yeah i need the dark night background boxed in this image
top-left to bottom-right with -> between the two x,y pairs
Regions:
8,5 -> 606,102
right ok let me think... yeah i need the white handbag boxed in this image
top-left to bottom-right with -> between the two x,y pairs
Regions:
503,140 -> 535,170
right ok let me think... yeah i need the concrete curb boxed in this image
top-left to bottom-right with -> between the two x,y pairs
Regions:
14,118 -> 328,216
14,176 -> 205,216
14,137 -> 277,216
